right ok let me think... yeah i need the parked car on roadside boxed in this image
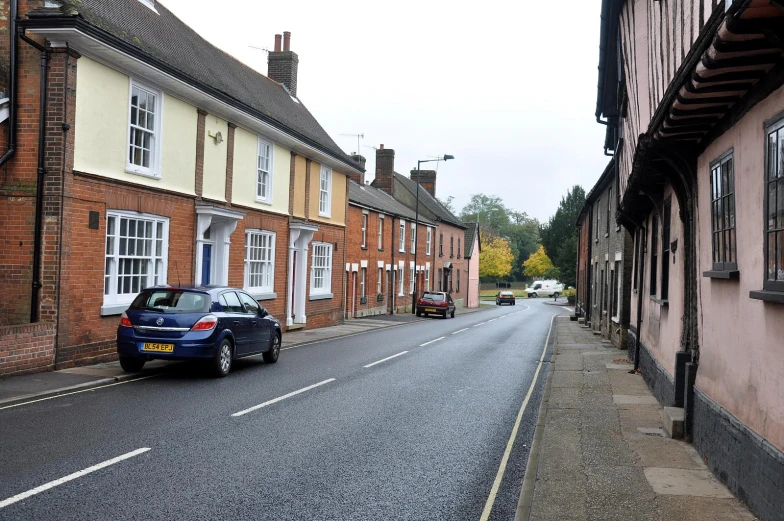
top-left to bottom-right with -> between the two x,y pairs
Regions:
496,291 -> 516,305
525,280 -> 564,298
416,291 -> 456,319
116,286 -> 282,377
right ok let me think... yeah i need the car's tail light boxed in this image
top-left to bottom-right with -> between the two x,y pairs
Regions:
120,312 -> 132,328
191,315 -> 218,331
439,301 -> 448,307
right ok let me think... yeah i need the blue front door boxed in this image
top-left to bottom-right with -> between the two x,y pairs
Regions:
201,244 -> 212,285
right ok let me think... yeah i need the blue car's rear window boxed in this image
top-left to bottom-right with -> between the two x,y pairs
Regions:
130,290 -> 211,313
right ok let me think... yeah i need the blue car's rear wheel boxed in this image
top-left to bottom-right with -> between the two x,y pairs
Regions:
263,332 -> 280,364
213,339 -> 233,377
119,356 -> 145,373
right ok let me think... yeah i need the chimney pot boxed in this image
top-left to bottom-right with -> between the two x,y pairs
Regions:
283,31 -> 291,51
380,144 -> 384,149
274,34 -> 282,52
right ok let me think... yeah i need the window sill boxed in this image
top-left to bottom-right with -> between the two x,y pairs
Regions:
749,290 -> 784,304
703,270 -> 740,280
611,316 -> 620,324
378,248 -> 384,252
254,198 -> 273,206
100,303 -> 130,316
318,212 -> 332,219
125,167 -> 160,180
309,292 -> 333,301
248,292 -> 277,301
651,298 -> 669,307
361,246 -> 368,251
605,233 -> 609,238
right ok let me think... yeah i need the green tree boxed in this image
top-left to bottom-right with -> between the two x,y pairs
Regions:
459,194 -> 510,238
506,211 -> 540,281
539,185 -> 585,287
479,235 -> 514,279
523,246 -> 557,279
438,195 -> 456,214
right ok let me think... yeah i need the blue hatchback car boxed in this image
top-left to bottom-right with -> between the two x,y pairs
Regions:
117,286 -> 282,377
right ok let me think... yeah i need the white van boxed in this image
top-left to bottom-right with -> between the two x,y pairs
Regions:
525,280 -> 564,298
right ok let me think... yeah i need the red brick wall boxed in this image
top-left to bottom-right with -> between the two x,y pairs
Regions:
576,217 -> 590,317
54,174 -> 197,368
227,208 -> 289,320
434,222 -> 469,305
0,322 -> 55,377
304,222 -> 346,328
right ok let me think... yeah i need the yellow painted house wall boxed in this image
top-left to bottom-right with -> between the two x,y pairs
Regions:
73,56 -> 197,194
231,127 -> 290,216
308,161 -> 346,226
292,155 -> 307,219
202,115 -> 228,202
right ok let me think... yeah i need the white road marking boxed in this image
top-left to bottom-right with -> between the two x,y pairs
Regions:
231,379 -> 336,417
0,375 -> 161,412
0,447 -> 151,509
364,351 -> 409,368
419,337 -> 445,347
451,328 -> 469,335
474,323 -> 485,327
561,306 -> 574,312
487,318 -> 497,322
479,314 -> 557,521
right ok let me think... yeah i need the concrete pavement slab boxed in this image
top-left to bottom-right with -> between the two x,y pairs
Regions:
644,468 -> 736,498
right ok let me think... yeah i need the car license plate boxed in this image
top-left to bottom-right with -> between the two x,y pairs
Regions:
425,308 -> 437,312
142,342 -> 174,353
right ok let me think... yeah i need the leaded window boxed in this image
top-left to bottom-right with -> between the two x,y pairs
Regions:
710,152 -> 736,270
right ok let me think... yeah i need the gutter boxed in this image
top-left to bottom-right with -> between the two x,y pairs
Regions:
19,17 -> 364,177
18,28 -> 48,323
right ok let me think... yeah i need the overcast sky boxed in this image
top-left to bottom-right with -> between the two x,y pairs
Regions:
161,0 -> 610,222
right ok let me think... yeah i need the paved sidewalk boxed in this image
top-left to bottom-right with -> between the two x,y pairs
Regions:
0,304 -> 490,406
518,317 -> 756,521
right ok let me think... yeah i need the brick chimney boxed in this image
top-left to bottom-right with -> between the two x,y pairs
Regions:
267,31 -> 299,97
410,169 -> 437,198
348,154 -> 366,185
374,144 -> 395,196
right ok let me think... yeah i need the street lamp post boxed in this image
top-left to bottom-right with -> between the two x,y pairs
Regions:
412,154 -> 454,314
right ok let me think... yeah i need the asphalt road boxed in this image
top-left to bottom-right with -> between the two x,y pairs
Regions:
0,299 -> 565,521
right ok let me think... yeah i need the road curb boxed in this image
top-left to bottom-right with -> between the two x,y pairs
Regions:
0,377 -> 117,408
514,322 -> 557,521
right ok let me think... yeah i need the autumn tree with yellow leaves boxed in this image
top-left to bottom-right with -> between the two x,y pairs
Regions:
523,246 -> 558,279
479,235 -> 514,279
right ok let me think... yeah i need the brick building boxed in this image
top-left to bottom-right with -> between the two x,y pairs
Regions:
345,177 -> 435,317
576,159 -> 633,348
0,0 -> 361,375
370,146 -> 476,309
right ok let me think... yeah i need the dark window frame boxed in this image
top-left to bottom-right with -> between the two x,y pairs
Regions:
650,213 -> 659,297
763,118 -> 784,293
606,187 -> 611,236
661,199 -> 671,301
709,150 -> 737,272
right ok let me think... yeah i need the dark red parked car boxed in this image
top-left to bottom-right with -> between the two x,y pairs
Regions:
415,291 -> 456,319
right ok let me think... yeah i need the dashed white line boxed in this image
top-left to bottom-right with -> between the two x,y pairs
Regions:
487,318 -> 497,322
419,337 -> 445,347
451,328 -> 469,335
364,351 -> 409,368
561,306 -> 574,312
474,323 -> 486,327
0,447 -> 151,509
231,379 -> 336,417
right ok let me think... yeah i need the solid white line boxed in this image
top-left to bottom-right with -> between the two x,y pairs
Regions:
451,328 -> 469,335
0,447 -> 151,509
0,375 -> 161,412
364,351 -> 408,368
561,306 -> 574,312
479,314 -> 557,521
231,379 -> 336,417
419,337 -> 445,347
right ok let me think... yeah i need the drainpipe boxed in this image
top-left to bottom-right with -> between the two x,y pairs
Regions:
0,0 -> 18,170
586,207 -> 593,325
19,29 -> 49,323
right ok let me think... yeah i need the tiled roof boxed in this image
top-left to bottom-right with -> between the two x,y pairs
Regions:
463,222 -> 479,258
392,173 -> 466,229
44,0 -> 358,171
348,181 -> 435,225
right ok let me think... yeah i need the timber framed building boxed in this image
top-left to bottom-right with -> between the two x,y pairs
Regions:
593,1 -> 784,519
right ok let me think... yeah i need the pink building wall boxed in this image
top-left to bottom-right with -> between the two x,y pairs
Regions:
467,233 -> 480,308
636,186 -> 685,381
696,83 -> 784,452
